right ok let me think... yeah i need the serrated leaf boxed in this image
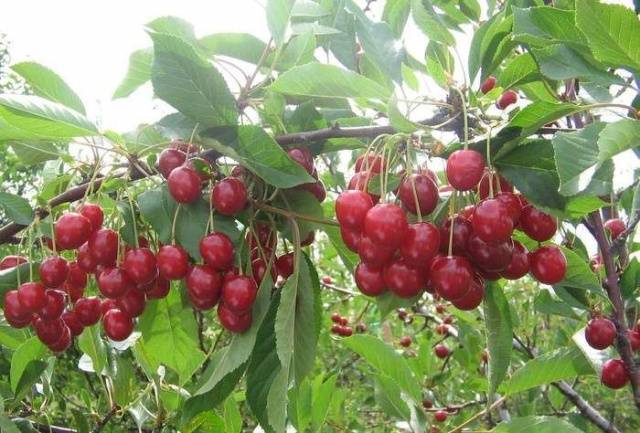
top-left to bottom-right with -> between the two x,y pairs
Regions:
483,283 -> 512,398
77,325 -> 108,375
0,192 -> 33,225
425,41 -> 454,88
267,0 -> 295,44
354,17 -> 404,82
277,33 -> 317,70
555,246 -> 603,295
200,33 -> 268,64
411,0 -> 455,45
146,16 -> 196,42
492,416 -> 585,433
498,53 -> 540,90
532,45 -> 623,86
512,6 -> 587,48
383,0 -> 411,37
11,62 -> 85,113
500,102 -> 579,143
10,337 -> 47,393
113,49 -> 153,99
10,141 -> 61,165
597,119 -> 640,163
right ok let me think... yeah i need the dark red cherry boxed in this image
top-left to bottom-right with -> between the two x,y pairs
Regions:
439,216 -> 472,255
250,246 -> 273,262
355,153 -> 383,173
497,90 -> 518,109
61,310 -> 84,337
4,313 -> 32,328
480,76 -> 496,94
34,316 -> 66,345
38,289 -> 65,321
171,139 -> 199,154
222,275 -> 258,313
301,180 -> 326,202
100,299 -> 118,316
145,278 -> 171,300
500,241 -> 529,279
399,336 -> 412,347
363,204 -> 408,249
0,255 -> 27,270
230,165 -> 246,177
78,203 -> 104,232
103,308 -> 134,342
434,344 -> 450,359
246,223 -> 277,250
4,290 -> 31,323
529,245 -> 566,285
398,173 -> 439,215
251,258 -> 276,286
123,248 -> 157,285
336,190 -> 374,229
628,330 -> 640,351
358,235 -> 395,267
585,317 -> 616,350
200,232 -> 234,271
157,244 -> 190,280
77,243 -> 97,272
604,218 -> 625,240
354,262 -> 387,296
601,359 -> 629,389
472,199 -> 514,243
74,297 -> 102,326
276,253 -> 294,279
348,171 -> 379,202
46,322 -> 72,353
218,302 -> 252,333
88,229 -> 119,266
478,171 -> 513,200
158,148 -> 186,179
17,282 -> 47,313
117,288 -> 146,318
66,261 -> 87,291
212,177 -> 247,215
446,150 -> 485,191
340,226 -> 361,253
430,256 -> 473,301
301,231 -> 315,246
97,267 -> 133,299
451,276 -> 485,311
520,206 -> 557,242
168,166 -> 202,203
55,212 -> 92,250
383,258 -> 424,298
287,147 -> 314,174
39,256 -> 69,288
400,222 -> 440,267
466,233 -> 513,273
186,265 -> 222,310
185,157 -> 212,181
495,192 -> 522,225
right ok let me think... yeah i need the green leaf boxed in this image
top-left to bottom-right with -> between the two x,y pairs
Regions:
0,263 -> 37,299
113,49 -> 153,99
11,62 -> 85,113
202,125 -> 315,188
483,283 -> 512,398
267,0 -> 295,45
425,41 -> 454,88
292,0 -> 330,17
498,53 -> 540,90
500,346 -> 594,395
468,13 -> 498,81
277,33 -> 317,70
270,63 -> 390,99
354,17 -> 404,82
373,373 -> 411,419
555,246 -> 603,295
10,337 -> 47,392
388,95 -> 420,133
291,22 -> 341,36
383,0 -> 411,37
500,102 -> 579,143
411,0 -> 455,45
0,415 -> 21,433
492,416 -> 585,433
274,189 -> 324,242
597,119 -> 640,163
576,0 -> 640,72
0,192 -> 33,225
137,186 -> 175,245
223,396 -> 242,433
311,374 -> 337,431
534,290 -> 578,319
512,7 -> 587,48
10,141 -> 61,165
200,33 -> 268,64
621,258 -> 640,299
475,12 -> 514,80
149,31 -> 238,128
146,16 -> 197,41
532,45 -> 623,86
77,325 -> 108,375
322,225 -> 359,274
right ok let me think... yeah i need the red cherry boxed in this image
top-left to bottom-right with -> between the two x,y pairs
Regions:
399,336 -> 412,347
301,180 -> 326,202
321,275 -> 333,285
61,310 -> 84,337
74,297 -> 102,326
88,229 -> 119,266
77,243 -> 97,273
168,166 -> 202,203
354,263 -> 387,296
520,206 -> 557,242
246,223 -> 277,250
3,290 -> 31,323
439,216 -> 472,256
222,275 -> 257,313
117,288 -> 146,318
185,157 -> 212,181
34,316 -> 66,346
497,90 -> 518,109
158,148 -> 187,179
480,76 -> 496,94
47,323 -> 72,353
97,267 -> 133,299
276,253 -> 294,279
101,299 -> 118,316
0,255 -> 27,270
103,308 -> 134,341
472,199 -> 514,243
200,232 -> 234,271
339,317 -> 349,326
336,190 -> 374,229
123,248 -> 157,285
500,241 -> 529,280
478,171 -> 513,200
601,359 -> 629,389
446,150 -> 485,191
339,326 -> 354,336
186,265 -> 222,310
145,278 -> 171,300
348,171 -> 379,202
66,261 -> 88,290
156,245 -> 189,280
355,153 -> 383,173
627,330 -> 640,351
383,258 -> 424,298
5,313 -> 33,329
287,147 -> 314,174
55,212 -> 92,250
363,204 -> 408,249
212,177 -> 247,215
39,256 -> 69,288
358,235 -> 395,267
529,245 -> 566,285
356,322 -> 367,333
17,282 -> 47,313
434,344 -> 449,359
585,317 -> 616,350
604,218 -> 625,239
250,246 -> 273,262
398,173 -> 439,215
430,256 -> 473,301
400,222 -> 440,267
495,192 -> 523,225
38,289 -> 66,321
451,276 -> 485,311
218,302 -> 252,333
340,226 -> 361,253
466,233 -> 513,272
251,258 -> 276,286
422,399 -> 433,409
331,313 -> 342,323
230,165 -> 246,177
171,139 -> 199,154
78,203 -> 104,232
435,304 -> 446,314
434,410 -> 448,422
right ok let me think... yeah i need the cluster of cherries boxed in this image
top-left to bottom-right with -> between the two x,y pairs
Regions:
335,146 -> 567,312
479,75 -> 518,110
329,312 -> 367,336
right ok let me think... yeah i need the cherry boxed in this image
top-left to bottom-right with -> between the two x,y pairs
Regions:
358,235 -> 395,267
186,157 -> 213,181
55,212 -> 92,250
430,256 -> 473,301
47,323 -> 72,353
39,256 -> 69,288
500,241 -> 529,280
222,275 -> 257,313
0,255 -> 27,270
336,190 -> 374,229
5,313 -> 32,328
434,411 -> 448,423
439,216 -> 472,256
88,229 -> 119,266
287,147 -> 314,174
585,317 -> 616,350
218,302 -> 252,333
340,317 -> 349,326
330,324 -> 342,334
302,231 -> 316,247
331,312 -> 342,323
466,233 -> 513,272
301,180 -> 326,202
472,199 -> 514,243
74,297 -> 102,326
363,203 -> 408,249
171,139 -> 199,154
478,171 -> 513,200
117,288 -> 146,318
497,90 -> 518,109
123,248 -> 157,285
340,226 -> 361,253
601,359 -> 629,389
66,261 -> 88,291
155,244 -> 188,280
212,177 -> 247,215
399,336 -> 412,347
38,289 -> 66,321
451,276 -> 485,311
435,304 -> 446,314
77,243 -> 97,272
251,257 -> 276,286
168,166 -> 202,203
354,262 -> 386,296
529,245 -> 566,285
246,223 -> 277,250
251,246 -> 273,262
604,218 -> 625,239
321,275 -> 333,285
520,206 -> 557,242
460,205 -> 475,221
628,330 -> 640,351
98,267 -> 133,299
17,282 -> 47,313
230,165 -> 246,177
158,148 -> 187,178
186,265 -> 222,310
200,232 -> 234,271
276,253 -> 294,279
78,203 -> 104,232
446,150 -> 485,191
4,290 -> 31,324
495,192 -> 522,225
348,171 -> 380,203
100,299 -> 118,316
397,309 -> 408,320
103,308 -> 134,341
422,399 -> 433,409
398,173 -> 439,215
355,152 -> 383,173
398,223 -> 439,267
61,310 -> 84,337
384,258 -> 424,298
434,344 -> 449,359
145,277 -> 171,300
337,325 -> 353,336
356,322 -> 367,333
480,76 -> 496,94
34,316 -> 66,346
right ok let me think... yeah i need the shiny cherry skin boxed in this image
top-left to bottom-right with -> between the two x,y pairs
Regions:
529,245 -> 566,285
355,152 -> 383,173
466,233 -> 513,273
158,148 -> 187,179
39,256 -> 69,288
4,312 -> 32,329
340,226 -> 361,253
55,212 -> 92,250
439,216 -> 472,256
434,410 -> 448,423
123,248 -> 157,285
478,171 -> 513,200
301,180 -> 326,202
601,359 -> 629,389
358,235 -> 395,267
61,310 -> 84,337
451,276 -> 485,311
212,177 -> 247,215
287,147 -> 314,174
222,275 -> 257,313
251,258 -> 276,286
88,229 -> 119,266
497,90 -> 518,109
186,265 -> 222,310
400,222 -> 440,267
472,198 -> 514,243
77,243 -> 97,272
276,253 -> 294,279
168,166 -> 202,203
4,290 -> 31,323
354,262 -> 387,296
34,316 -> 66,346
480,76 -> 496,94
398,173 -> 439,215
78,203 -> 104,232
200,232 -> 234,271
47,323 -> 72,353
74,297 -> 102,326
383,258 -> 424,298
185,157 -> 212,181
218,302 -> 252,333
0,255 -> 27,270
363,203 -> 408,249
336,190 -> 374,229
500,241 -> 529,280
100,299 -> 118,316
446,150 -> 485,191
495,192 -> 522,225
604,218 -> 625,239
434,344 -> 450,359
157,244 -> 190,280
399,336 -> 412,347
628,330 -> 640,351
430,256 -> 474,301
246,223 -> 277,250
103,308 -> 134,341
585,317 -> 617,350
98,267 -> 133,299
66,261 -> 88,291
38,289 -> 66,321
117,288 -> 146,318
520,206 -> 557,242
17,282 -> 47,313
145,277 -> 171,300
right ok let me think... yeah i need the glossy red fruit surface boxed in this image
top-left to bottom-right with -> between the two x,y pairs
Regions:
354,262 -> 387,296
276,253 -> 294,279
480,76 -> 496,94
251,258 -> 276,286
451,276 -> 485,311
585,317 -> 616,350
246,223 -> 277,250
472,199 -> 514,243
446,150 -> 485,191
495,192 -> 522,225
383,258 -> 424,298
39,256 -> 69,288
430,256 -> 473,301
123,248 -> 157,285
434,344 -> 449,359
158,148 -> 186,179
61,310 -> 84,337
355,153 -> 383,173
35,316 -> 66,345
439,216 -> 472,256
358,235 -> 395,267
98,267 -> 133,299
200,232 -> 234,271
520,206 -> 557,242
78,203 -> 104,232
340,226 -> 361,253
168,166 -> 202,203
47,323 -> 72,353
466,233 -> 513,272
186,157 -> 212,181
218,302 -> 252,333
145,277 -> 171,300
74,297 -> 102,326
301,180 -> 326,202
88,229 -> 119,265
628,330 -> 640,351
500,241 -> 529,280
529,245 -> 566,285
497,90 -> 518,109
601,359 -> 629,389
478,171 -> 513,200
287,147 -> 314,174
38,289 -> 66,321
399,336 -> 412,347
66,261 -> 87,290
103,308 -> 134,342
336,190 -> 374,229
186,265 -> 222,310
0,255 -> 27,270
222,275 -> 257,313
434,410 -> 448,422
363,203 -> 408,248
55,212 -> 92,250
117,288 -> 146,318
100,299 -> 118,316
4,290 -> 31,322
157,244 -> 189,280
77,242 -> 97,272
400,222 -> 440,266
398,173 -> 439,215
212,177 -> 247,215
17,282 -> 47,313
604,218 -> 625,239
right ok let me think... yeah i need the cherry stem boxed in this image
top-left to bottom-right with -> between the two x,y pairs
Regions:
452,87 -> 469,150
448,192 -> 457,257
171,205 -> 181,244
126,190 -> 139,248
49,211 -> 57,255
253,201 -> 339,226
